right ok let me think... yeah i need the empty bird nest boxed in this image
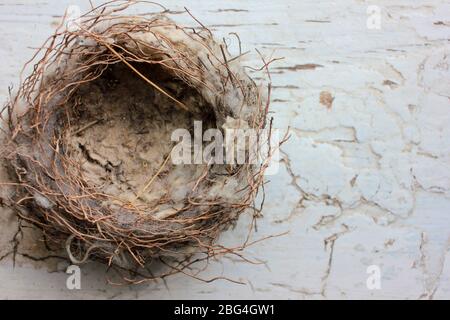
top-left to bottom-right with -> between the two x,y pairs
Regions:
0,1 -> 281,284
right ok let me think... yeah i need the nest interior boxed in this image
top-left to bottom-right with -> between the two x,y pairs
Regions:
66,62 -> 216,209
0,3 -> 273,282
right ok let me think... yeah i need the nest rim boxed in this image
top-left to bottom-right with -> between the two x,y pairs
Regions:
0,1 -> 278,284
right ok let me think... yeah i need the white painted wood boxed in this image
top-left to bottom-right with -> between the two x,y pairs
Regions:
0,0 -> 449,299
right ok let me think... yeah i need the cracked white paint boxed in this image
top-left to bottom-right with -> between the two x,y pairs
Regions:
0,0 -> 449,299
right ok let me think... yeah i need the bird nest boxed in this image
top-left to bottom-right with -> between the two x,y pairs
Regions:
0,1 -> 278,284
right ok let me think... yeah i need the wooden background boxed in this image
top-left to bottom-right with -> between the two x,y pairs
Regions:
0,0 -> 449,299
